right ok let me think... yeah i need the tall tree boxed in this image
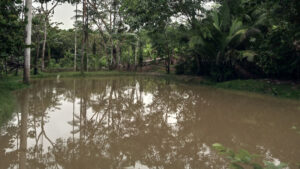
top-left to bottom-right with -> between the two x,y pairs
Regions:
32,12 -> 43,75
38,0 -> 59,71
88,0 -> 126,69
81,0 -> 87,74
24,0 -> 33,84
74,3 -> 78,71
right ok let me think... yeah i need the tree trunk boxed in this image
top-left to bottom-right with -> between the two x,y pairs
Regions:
86,34 -> 89,72
166,54 -> 170,74
135,40 -> 139,71
110,38 -> 114,69
81,0 -> 87,74
41,3 -> 47,71
74,3 -> 77,71
34,32 -> 40,75
116,42 -> 120,69
23,0 -> 32,84
166,47 -> 170,74
86,2 -> 89,72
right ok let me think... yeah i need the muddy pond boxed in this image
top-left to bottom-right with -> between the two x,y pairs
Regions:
1,76 -> 300,169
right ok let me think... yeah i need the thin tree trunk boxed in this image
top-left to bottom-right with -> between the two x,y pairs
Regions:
116,42 -> 120,69
86,44 -> 88,72
139,43 -> 143,68
34,32 -> 40,75
74,3 -> 77,71
110,38 -> 113,69
81,40 -> 85,74
41,3 -> 47,71
23,0 -> 32,84
164,32 -> 170,74
135,40 -> 139,71
86,35 -> 89,72
81,0 -> 87,74
166,48 -> 170,74
109,6 -> 114,69
86,2 -> 89,72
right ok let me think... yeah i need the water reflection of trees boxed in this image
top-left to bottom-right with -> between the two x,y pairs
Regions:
1,76 -> 298,169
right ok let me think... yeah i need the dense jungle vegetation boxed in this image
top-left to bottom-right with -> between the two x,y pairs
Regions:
0,1 -> 300,168
0,0 -> 299,82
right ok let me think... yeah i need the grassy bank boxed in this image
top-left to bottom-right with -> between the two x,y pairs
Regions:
1,71 -> 299,126
0,76 -> 27,126
32,71 -> 137,78
160,74 -> 300,100
32,71 -> 300,100
214,79 -> 300,100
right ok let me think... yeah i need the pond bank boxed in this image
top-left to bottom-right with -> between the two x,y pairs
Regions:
33,71 -> 300,100
156,74 -> 300,100
1,71 -> 299,126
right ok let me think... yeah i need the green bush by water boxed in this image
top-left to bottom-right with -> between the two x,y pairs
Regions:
212,143 -> 287,169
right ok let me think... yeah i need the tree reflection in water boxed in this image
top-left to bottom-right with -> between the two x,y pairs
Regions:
1,76 -> 300,169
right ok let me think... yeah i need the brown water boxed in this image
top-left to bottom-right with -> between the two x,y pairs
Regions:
1,76 -> 300,169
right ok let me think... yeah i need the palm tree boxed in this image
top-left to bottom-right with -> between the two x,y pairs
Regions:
189,1 -> 265,81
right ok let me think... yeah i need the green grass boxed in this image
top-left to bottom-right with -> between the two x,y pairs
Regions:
159,75 -> 300,100
0,76 -> 28,126
214,79 -> 300,100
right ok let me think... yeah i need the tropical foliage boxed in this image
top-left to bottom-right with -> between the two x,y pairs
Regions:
212,143 -> 287,169
0,0 -> 299,82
